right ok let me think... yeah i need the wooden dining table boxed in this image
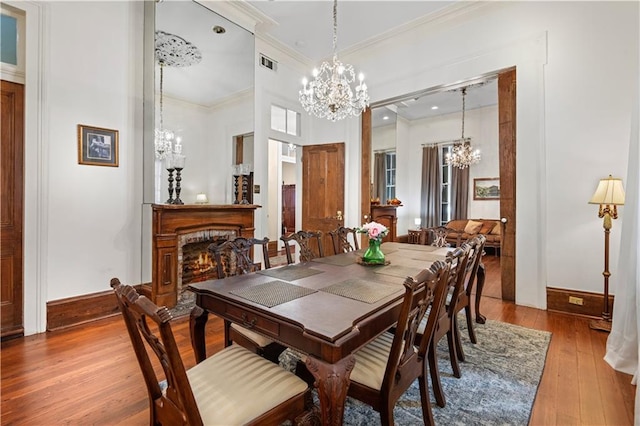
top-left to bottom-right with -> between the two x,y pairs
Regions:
188,242 -> 485,425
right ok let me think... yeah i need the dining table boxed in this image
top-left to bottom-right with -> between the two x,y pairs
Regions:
188,242 -> 485,425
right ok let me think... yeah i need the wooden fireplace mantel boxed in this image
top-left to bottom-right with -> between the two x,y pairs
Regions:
146,204 -> 260,308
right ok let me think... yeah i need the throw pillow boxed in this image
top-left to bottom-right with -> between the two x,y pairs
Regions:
464,220 -> 483,235
446,220 -> 467,232
491,222 -> 502,235
479,221 -> 495,235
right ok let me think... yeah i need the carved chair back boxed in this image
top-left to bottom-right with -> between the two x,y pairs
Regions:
208,236 -> 271,278
427,226 -> 451,247
280,230 -> 324,264
110,278 -> 204,425
328,226 -> 360,254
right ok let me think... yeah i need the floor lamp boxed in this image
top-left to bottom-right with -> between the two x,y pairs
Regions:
588,175 -> 625,332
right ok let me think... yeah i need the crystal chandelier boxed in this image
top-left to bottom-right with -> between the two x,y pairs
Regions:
154,31 -> 202,159
446,87 -> 481,169
299,0 -> 369,122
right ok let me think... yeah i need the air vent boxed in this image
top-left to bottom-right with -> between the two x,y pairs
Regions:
259,54 -> 277,71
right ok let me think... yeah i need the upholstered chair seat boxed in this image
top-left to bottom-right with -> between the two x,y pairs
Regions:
187,344 -> 308,425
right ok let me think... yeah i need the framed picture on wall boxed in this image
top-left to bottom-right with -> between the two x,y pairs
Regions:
474,177 -> 500,200
77,124 -> 119,167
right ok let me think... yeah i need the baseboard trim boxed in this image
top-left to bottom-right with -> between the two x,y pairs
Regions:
546,287 -> 614,319
47,284 -> 145,331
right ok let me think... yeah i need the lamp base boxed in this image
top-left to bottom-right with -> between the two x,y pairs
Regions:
589,318 -> 612,333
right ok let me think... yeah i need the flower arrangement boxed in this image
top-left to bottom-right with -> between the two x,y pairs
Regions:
357,221 -> 389,242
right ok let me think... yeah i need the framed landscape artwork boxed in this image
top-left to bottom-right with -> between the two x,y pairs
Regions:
474,177 -> 500,200
78,124 -> 119,167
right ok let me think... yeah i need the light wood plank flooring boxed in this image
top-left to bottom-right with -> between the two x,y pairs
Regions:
1,256 -> 635,425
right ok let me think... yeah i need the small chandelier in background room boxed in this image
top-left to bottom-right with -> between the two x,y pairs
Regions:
299,0 -> 369,122
154,30 -> 202,160
445,87 -> 481,169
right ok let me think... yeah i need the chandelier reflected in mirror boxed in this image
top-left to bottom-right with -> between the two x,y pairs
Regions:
154,31 -> 202,160
299,0 -> 369,122
445,87 -> 481,169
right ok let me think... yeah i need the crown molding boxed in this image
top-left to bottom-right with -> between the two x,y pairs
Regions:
340,1 -> 494,59
196,0 -> 277,34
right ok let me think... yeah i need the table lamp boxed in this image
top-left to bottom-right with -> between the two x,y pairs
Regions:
414,217 -> 422,230
588,175 -> 625,332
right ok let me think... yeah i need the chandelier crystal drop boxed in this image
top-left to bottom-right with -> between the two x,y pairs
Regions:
154,31 -> 201,160
445,87 -> 481,169
299,0 -> 369,122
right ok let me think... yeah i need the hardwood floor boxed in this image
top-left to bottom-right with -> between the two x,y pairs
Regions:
1,258 -> 635,425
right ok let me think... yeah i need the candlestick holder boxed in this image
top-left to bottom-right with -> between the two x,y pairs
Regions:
173,154 -> 185,205
232,165 -> 240,204
165,155 -> 175,204
240,163 -> 252,205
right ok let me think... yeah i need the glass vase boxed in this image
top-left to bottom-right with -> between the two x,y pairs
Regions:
363,239 -> 385,264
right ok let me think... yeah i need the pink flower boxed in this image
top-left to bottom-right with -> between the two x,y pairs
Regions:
357,221 -> 389,241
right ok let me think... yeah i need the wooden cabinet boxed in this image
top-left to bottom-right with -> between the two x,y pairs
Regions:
370,205 -> 400,243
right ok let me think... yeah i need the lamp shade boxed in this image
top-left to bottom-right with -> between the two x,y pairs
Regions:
589,175 -> 625,205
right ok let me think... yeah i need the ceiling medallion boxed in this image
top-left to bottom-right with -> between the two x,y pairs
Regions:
299,0 -> 369,122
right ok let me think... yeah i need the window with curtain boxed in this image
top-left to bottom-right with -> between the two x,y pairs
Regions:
385,152 -> 396,202
441,145 -> 452,225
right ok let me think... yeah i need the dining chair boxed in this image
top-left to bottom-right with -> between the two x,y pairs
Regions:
208,236 -> 285,362
328,226 -> 360,254
426,226 -> 451,247
110,278 -> 310,426
346,260 -> 451,426
280,230 -> 324,264
209,236 -> 271,277
421,245 -> 471,408
449,234 -> 486,359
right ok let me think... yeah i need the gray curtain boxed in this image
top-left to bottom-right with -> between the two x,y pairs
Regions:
451,166 -> 469,220
420,146 -> 441,227
373,153 -> 386,203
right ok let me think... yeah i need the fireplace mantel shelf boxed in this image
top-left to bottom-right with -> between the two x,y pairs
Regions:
152,203 -> 261,210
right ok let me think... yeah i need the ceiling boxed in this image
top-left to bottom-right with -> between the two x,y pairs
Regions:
157,0 -> 497,126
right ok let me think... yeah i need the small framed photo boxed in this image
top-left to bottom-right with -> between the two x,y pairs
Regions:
78,124 -> 119,167
474,177 -> 500,200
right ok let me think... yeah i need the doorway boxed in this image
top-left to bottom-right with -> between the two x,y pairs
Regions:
361,68 -> 516,302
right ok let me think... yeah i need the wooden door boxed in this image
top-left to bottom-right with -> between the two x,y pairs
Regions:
1,80 -> 25,339
498,69 -> 516,301
302,143 -> 345,255
282,184 -> 296,234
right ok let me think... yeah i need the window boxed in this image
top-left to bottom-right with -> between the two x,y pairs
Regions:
0,14 -> 18,66
271,105 -> 300,136
440,145 -> 452,225
385,152 -> 396,201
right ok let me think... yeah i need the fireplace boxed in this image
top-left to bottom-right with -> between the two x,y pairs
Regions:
147,204 -> 259,307
178,229 -> 237,290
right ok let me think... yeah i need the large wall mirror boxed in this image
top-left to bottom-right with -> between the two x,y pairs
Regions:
141,1 -> 255,283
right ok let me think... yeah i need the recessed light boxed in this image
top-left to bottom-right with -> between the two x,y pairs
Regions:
431,106 -> 439,110
383,116 -> 389,120
212,25 -> 226,34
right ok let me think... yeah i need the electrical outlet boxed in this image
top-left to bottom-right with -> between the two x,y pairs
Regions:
569,296 -> 584,306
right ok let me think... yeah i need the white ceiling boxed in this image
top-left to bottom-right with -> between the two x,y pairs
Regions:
158,0 -> 497,125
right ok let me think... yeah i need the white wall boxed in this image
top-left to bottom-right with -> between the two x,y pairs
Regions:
44,2 -> 143,302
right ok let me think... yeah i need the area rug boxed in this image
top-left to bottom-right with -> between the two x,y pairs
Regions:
340,319 -> 551,425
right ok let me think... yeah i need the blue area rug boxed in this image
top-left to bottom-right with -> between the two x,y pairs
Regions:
282,318 -> 551,425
